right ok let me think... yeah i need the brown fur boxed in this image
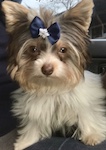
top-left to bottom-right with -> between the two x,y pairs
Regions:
2,1 -> 106,150
2,0 -> 94,90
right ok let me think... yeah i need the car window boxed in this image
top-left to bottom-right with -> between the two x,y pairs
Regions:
21,0 -> 81,14
89,0 -> 106,39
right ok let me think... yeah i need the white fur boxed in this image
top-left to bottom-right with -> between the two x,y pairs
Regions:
12,71 -> 106,150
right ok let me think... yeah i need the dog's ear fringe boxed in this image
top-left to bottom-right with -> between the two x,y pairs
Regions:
2,1 -> 29,32
62,0 -> 94,31
7,65 -> 18,80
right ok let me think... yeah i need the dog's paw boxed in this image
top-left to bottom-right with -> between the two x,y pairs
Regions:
14,143 -> 21,150
81,134 -> 105,146
14,142 -> 28,150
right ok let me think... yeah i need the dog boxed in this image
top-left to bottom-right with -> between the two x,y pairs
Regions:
2,0 -> 106,150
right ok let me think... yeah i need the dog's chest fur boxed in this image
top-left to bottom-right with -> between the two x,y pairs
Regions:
13,88 -> 77,130
12,71 -> 106,136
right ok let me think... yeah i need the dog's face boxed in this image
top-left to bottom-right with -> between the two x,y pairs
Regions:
2,0 -> 94,91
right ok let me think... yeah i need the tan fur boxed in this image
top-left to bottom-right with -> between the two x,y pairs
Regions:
2,1 -> 29,32
2,1 -> 106,150
2,0 -> 91,90
63,0 -> 94,31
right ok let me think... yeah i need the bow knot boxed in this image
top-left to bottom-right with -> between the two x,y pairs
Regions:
30,16 -> 60,45
39,28 -> 50,38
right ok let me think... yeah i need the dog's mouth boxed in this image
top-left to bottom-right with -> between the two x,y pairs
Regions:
30,74 -> 68,87
32,75 -> 61,82
28,75 -> 73,93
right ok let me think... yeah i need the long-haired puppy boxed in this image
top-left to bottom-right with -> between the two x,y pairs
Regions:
2,0 -> 106,150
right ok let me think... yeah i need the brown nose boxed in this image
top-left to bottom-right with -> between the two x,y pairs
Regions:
41,64 -> 53,76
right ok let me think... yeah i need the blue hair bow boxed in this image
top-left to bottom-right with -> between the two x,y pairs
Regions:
30,16 -> 60,45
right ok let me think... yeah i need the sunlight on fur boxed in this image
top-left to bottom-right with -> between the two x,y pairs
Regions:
2,0 -> 106,150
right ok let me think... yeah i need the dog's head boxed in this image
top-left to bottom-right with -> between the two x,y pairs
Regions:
2,0 -> 94,91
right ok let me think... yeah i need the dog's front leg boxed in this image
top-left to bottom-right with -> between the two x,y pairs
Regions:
14,124 -> 41,150
77,109 -> 106,146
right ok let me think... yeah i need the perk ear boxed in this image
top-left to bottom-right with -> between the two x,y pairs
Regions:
63,0 -> 94,31
2,1 -> 29,32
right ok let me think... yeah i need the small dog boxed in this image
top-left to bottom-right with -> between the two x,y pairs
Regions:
2,0 -> 106,150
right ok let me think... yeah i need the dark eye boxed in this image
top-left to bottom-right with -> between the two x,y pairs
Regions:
59,47 -> 67,53
29,46 -> 40,55
31,46 -> 38,53
26,46 -> 40,59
